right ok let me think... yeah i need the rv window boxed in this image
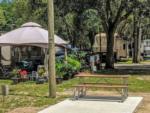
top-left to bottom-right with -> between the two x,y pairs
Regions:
128,44 -> 132,49
123,44 -> 126,50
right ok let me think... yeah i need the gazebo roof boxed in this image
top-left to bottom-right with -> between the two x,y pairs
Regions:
21,22 -> 42,27
0,22 -> 68,48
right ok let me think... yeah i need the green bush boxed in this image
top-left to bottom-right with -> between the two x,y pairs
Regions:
38,67 -> 46,77
56,56 -> 81,79
69,51 -> 86,60
10,68 -> 20,78
67,57 -> 81,70
56,59 -> 64,78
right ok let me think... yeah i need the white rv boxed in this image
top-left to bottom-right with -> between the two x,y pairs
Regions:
142,39 -> 150,57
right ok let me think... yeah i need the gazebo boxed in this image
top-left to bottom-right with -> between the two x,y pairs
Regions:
0,22 -> 68,67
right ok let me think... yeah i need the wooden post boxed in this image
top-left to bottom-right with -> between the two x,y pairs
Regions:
47,0 -> 56,98
100,33 -> 102,69
65,47 -> 67,63
1,85 -> 9,96
44,48 -> 48,75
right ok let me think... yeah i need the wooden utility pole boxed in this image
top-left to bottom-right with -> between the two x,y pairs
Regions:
47,0 -> 56,98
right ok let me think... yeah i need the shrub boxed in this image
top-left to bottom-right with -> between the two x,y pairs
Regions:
69,51 -> 86,61
67,57 -> 81,70
37,67 -> 46,77
10,68 -> 20,78
56,59 -> 64,78
56,56 -> 81,79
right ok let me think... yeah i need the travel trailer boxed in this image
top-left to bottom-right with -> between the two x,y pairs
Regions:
93,33 -> 128,61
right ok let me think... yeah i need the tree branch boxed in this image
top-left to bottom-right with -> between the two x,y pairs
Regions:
106,0 -> 113,22
112,0 -> 126,26
119,10 -> 133,22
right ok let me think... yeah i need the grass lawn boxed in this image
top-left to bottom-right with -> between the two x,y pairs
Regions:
0,75 -> 150,113
117,58 -> 150,64
0,79 -> 79,113
141,60 -> 150,64
117,59 -> 133,64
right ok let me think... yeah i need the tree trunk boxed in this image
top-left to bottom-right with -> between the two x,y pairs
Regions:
72,37 -> 76,48
126,41 -> 129,59
133,16 -> 141,63
88,31 -> 95,49
0,47 -> 1,65
137,23 -> 142,61
105,31 -> 115,69
133,15 -> 137,63
18,47 -> 22,62
71,32 -> 76,48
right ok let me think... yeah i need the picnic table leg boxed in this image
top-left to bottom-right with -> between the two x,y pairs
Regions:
77,87 -> 82,99
125,87 -> 128,98
78,87 -> 83,97
79,87 -> 87,97
80,87 -> 84,97
121,87 -> 128,102
123,78 -> 128,100
73,87 -> 76,98
121,88 -> 126,102
83,87 -> 87,96
73,87 -> 79,100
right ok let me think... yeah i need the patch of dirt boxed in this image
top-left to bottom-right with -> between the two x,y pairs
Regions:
137,76 -> 150,81
7,107 -> 39,113
133,93 -> 150,113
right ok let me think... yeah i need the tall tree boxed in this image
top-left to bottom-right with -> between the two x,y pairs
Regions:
0,6 -> 6,31
54,0 -> 101,48
96,0 -> 139,69
0,1 -> 14,31
132,0 -> 149,63
80,9 -> 102,48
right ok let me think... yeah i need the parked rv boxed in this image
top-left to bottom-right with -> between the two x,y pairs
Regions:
93,33 -> 129,61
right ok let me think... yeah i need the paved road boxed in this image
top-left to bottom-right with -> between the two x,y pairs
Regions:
100,63 -> 150,75
115,63 -> 150,70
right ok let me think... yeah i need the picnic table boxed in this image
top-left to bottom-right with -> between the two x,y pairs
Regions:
73,73 -> 129,102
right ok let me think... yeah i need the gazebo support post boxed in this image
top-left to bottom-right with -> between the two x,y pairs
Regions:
47,0 -> 56,98
44,48 -> 48,75
65,47 -> 68,63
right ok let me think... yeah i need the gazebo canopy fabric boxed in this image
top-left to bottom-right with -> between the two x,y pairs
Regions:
0,22 -> 68,48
